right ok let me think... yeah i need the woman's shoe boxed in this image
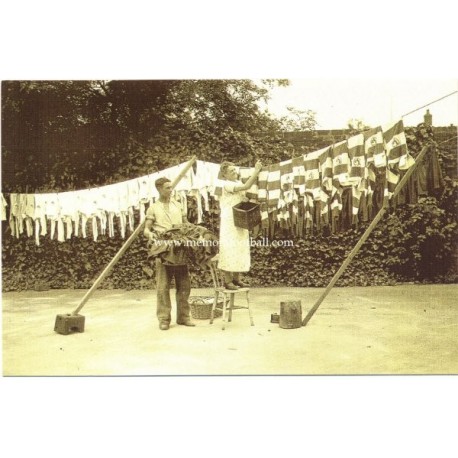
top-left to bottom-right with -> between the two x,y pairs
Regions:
224,282 -> 240,290
233,279 -> 250,288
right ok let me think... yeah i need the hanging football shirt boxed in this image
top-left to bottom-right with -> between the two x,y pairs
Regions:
347,133 -> 366,185
43,193 -> 62,241
58,191 -> 79,240
266,163 -> 281,208
117,182 -> 130,238
44,193 -> 61,220
34,194 -> 49,239
257,167 -> 269,202
292,155 -> 306,195
303,155 -> 321,200
123,178 -> 138,231
17,194 -> 28,236
77,188 -> 101,240
364,126 -> 386,168
318,146 -> 333,193
280,159 -> 293,190
384,120 -> 412,202
320,188 -> 330,226
8,193 -> 19,237
386,166 -> 400,199
304,194 -> 314,233
25,194 -> 35,219
328,143 -> 346,227
126,178 -> 140,210
332,141 -> 351,185
383,119 -> 408,168
98,183 -> 121,237
137,174 -> 152,201
137,174 -> 153,222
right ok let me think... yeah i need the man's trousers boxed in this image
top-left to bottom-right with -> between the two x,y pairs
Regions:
155,258 -> 191,324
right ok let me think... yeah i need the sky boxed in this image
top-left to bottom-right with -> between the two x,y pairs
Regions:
262,79 -> 458,129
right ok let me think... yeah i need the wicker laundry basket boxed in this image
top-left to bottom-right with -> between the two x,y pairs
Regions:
189,296 -> 224,320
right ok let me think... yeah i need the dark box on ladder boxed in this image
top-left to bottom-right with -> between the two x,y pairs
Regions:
232,202 -> 261,230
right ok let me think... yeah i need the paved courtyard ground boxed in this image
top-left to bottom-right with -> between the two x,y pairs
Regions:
2,284 -> 457,376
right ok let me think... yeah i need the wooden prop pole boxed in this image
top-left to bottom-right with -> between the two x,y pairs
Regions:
71,156 -> 197,315
302,144 -> 432,327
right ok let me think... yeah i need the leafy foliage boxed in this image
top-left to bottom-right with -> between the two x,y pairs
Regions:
2,79 -> 297,192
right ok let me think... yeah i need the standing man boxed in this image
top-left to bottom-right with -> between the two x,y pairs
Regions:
144,177 -> 195,330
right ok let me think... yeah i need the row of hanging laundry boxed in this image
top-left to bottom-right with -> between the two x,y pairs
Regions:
249,144 -> 444,239
215,119 -> 416,230
1,159 -> 240,244
2,119 -> 423,243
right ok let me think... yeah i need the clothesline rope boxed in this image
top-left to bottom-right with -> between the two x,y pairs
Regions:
436,135 -> 458,146
401,90 -> 458,119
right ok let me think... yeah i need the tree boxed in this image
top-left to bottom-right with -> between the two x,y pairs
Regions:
347,118 -> 371,134
2,79 -> 303,192
278,107 -> 317,132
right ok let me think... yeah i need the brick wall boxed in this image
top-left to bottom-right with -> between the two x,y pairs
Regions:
281,125 -> 456,148
279,125 -> 457,178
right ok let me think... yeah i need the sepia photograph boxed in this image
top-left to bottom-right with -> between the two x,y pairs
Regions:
1,2 -> 457,457
2,78 -> 457,376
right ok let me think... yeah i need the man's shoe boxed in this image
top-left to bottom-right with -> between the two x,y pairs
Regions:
159,322 -> 170,330
177,319 -> 196,327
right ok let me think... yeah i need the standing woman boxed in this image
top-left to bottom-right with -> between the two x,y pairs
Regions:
218,160 -> 262,289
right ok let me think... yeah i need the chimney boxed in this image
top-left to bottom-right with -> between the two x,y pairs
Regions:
424,109 -> 433,126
